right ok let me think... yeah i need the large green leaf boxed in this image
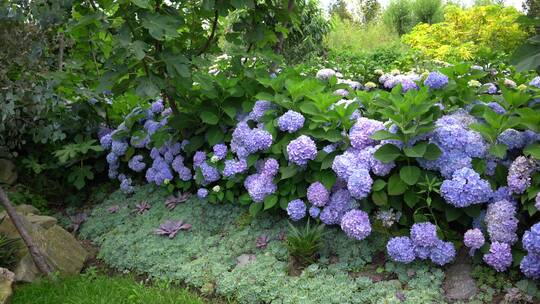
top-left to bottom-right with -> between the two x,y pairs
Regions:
399,166 -> 421,185
511,35 -> 540,72
374,144 -> 402,163
387,173 -> 408,196
200,111 -> 219,125
141,13 -> 182,40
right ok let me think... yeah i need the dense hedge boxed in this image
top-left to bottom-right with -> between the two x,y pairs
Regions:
99,58 -> 540,277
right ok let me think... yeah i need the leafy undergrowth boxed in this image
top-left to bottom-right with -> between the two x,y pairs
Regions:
80,184 -> 449,303
12,270 -> 205,304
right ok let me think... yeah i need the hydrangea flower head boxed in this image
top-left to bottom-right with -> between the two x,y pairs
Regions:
464,228 -> 485,250
440,167 -> 492,208
507,156 -> 536,194
497,129 -> 527,150
316,68 -> 336,80
347,168 -> 373,199
349,117 -> 384,150
529,76 -> 540,88
223,158 -> 248,177
340,209 -> 372,240
486,199 -> 518,245
522,222 -> 540,255
111,140 -> 128,156
244,173 -> 276,203
277,110 -> 305,133
309,206 -> 321,218
212,144 -> 228,160
410,222 -> 439,247
286,135 -> 317,166
248,100 -> 275,122
320,189 -> 355,225
287,199 -> 306,221
430,240 -> 456,265
520,254 -> 540,279
100,133 -> 112,149
307,182 -> 330,207
485,83 -> 497,94
483,242 -> 512,272
150,99 -> 164,113
128,155 -> 146,172
424,71 -> 449,89
387,237 -> 416,263
197,188 -> 208,198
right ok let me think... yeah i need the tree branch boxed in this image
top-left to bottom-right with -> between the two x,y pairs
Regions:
57,33 -> 64,72
197,10 -> 219,56
0,186 -> 54,278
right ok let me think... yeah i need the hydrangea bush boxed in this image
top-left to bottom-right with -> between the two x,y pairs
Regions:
99,61 -> 540,276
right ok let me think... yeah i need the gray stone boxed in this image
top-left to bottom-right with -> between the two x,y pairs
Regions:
0,213 -> 88,282
14,205 -> 40,215
26,214 -> 57,229
0,268 -> 14,304
236,254 -> 256,269
444,260 -> 477,302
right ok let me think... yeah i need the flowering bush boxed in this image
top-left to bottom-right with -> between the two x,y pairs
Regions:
100,60 -> 540,277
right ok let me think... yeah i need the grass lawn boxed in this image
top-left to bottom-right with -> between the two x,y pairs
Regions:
11,272 -> 205,304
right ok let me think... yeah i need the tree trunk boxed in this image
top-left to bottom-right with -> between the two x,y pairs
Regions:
0,186 -> 54,278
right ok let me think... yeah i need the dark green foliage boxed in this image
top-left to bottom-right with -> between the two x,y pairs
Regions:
383,0 -> 414,36
329,0 -> 354,21
411,0 -> 443,24
0,231 -> 18,268
12,271 -> 205,304
286,220 -> 325,266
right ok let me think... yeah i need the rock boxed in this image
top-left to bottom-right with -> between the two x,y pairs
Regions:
444,258 -> 477,302
0,159 -> 17,185
0,212 -> 88,282
14,205 -> 40,215
0,268 -> 14,304
26,214 -> 57,229
236,254 -> 256,269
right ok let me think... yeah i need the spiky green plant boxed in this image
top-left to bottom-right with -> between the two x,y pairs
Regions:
286,220 -> 325,266
0,232 -> 19,268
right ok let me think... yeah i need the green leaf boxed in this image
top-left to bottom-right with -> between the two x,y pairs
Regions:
399,166 -> 421,185
200,111 -> 219,125
489,143 -> 507,159
280,165 -> 297,180
263,195 -> 278,210
141,13 -> 182,40
223,106 -> 237,119
445,207 -> 461,222
524,143 -> 540,160
132,40 -> 147,60
370,130 -> 401,141
372,179 -> 386,191
249,202 -> 263,217
67,166 -> 94,190
403,142 -> 427,158
136,77 -> 160,97
511,35 -> 540,72
239,193 -> 251,205
423,143 -> 442,160
404,191 -> 419,208
131,0 -> 151,8
163,53 -> 190,78
206,126 -> 224,146
372,191 -> 388,206
374,144 -> 402,163
387,173 -> 408,196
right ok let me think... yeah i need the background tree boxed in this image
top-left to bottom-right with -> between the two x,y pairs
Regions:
383,0 -> 413,35
412,0 -> 443,24
329,0 -> 354,21
355,0 -> 381,24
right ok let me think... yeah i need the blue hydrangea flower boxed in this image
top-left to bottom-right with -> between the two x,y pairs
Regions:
193,151 -> 206,168
440,167 -> 492,208
212,144 -> 228,160
497,129 -> 527,150
316,68 -> 336,80
464,228 -> 485,250
120,177 -> 134,194
322,144 -> 337,154
248,100 -> 275,122
529,76 -> 540,88
197,188 -> 208,198
483,242 -> 512,272
261,158 -> 279,176
199,163 -> 220,185
244,173 -> 276,203
286,135 -> 317,166
507,156 -> 536,194
106,152 -> 119,170
429,240 -> 456,266
277,110 -> 305,133
100,133 -> 113,149
410,222 -> 439,248
320,189 -> 355,225
520,254 -> 540,279
485,83 -> 497,94
231,121 -> 273,158
491,186 -> 514,204
522,222 -> 540,255
349,117 -> 384,150
145,157 -> 173,186
309,206 -> 321,218
287,199 -> 306,221
347,168 -> 373,199
486,102 -> 506,114
128,155 -> 146,172
340,209 -> 372,240
307,182 -> 330,207
536,193 -> 540,212
150,99 -> 164,113
486,199 -> 518,245
111,140 -> 128,156
387,237 -> 416,263
424,71 -> 449,90
333,89 -> 349,97
223,159 -> 248,177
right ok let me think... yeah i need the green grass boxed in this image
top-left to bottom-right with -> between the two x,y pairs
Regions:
12,272 -> 205,304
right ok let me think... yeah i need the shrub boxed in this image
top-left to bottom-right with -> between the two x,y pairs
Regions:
402,5 -> 530,62
411,0 -> 444,24
383,0 -> 414,36
0,231 -> 18,268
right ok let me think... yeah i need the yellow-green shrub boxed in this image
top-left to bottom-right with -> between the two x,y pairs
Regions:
402,5 -> 529,62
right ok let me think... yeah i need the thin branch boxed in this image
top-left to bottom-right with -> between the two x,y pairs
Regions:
0,186 -> 54,278
57,33 -> 64,72
197,10 -> 219,56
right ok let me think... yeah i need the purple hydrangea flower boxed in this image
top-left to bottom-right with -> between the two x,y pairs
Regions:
322,144 -> 337,154
349,117 -> 385,150
223,158 -> 248,177
307,182 -> 330,207
111,140 -> 128,156
487,102 -> 506,114
145,157 -> 173,185
231,121 -> 273,158
522,222 -> 540,255
347,168 -> 373,199
120,177 -> 134,194
483,242 -> 512,272
411,222 -> 439,248
197,188 -> 208,198
530,76 -> 540,88
106,152 -> 119,169
244,173 -> 276,203
150,99 -> 164,113
286,135 -> 317,166
440,167 -> 492,208
193,151 -> 206,168
340,209 -> 372,240
536,193 -> 540,211
277,110 -> 305,133
464,228 -> 485,250
320,189 -> 355,225
429,240 -> 456,265
212,144 -> 228,160
248,100 -> 275,122
287,199 -> 306,221
100,133 -> 112,149
128,155 -> 146,172
333,89 -> 349,97
424,71 -> 449,90
486,199 -> 518,245
199,163 -> 220,185
261,158 -> 279,176
507,156 -> 536,194
316,68 -> 336,80
520,254 -> 540,279
485,83 -> 497,94
375,209 -> 401,228
497,129 -> 527,150
387,236 -> 416,263
309,206 -> 321,218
